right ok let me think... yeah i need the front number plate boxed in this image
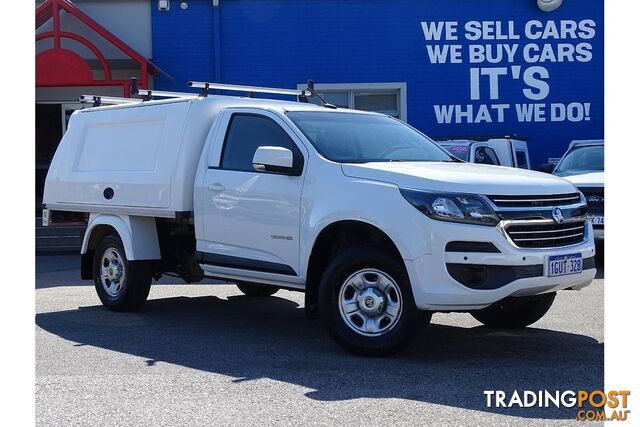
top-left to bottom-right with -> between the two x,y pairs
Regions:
547,253 -> 582,277
588,215 -> 604,225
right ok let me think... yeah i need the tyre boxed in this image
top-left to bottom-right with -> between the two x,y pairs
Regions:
318,245 -> 428,356
236,282 -> 279,297
471,292 -> 556,329
93,234 -> 152,311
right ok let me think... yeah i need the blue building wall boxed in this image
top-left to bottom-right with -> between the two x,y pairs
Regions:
151,0 -> 215,85
151,0 -> 604,168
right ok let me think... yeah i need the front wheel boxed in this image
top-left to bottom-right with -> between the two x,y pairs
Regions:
319,246 -> 428,356
93,234 -> 152,311
471,292 -> 556,328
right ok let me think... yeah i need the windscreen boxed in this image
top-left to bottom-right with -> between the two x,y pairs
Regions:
287,112 -> 454,163
554,145 -> 604,176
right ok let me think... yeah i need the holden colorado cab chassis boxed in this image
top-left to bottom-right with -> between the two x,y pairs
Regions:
43,82 -> 596,355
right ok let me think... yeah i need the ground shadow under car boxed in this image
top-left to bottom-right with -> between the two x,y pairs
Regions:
36,293 -> 603,420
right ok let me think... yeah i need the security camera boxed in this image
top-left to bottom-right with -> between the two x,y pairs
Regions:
537,0 -> 563,12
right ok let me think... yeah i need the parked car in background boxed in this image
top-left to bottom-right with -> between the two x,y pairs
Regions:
437,137 -> 531,169
552,140 -> 604,242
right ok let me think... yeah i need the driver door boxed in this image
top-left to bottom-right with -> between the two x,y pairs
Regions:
198,109 -> 307,278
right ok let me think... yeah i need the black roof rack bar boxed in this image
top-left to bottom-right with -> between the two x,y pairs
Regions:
303,79 -> 337,108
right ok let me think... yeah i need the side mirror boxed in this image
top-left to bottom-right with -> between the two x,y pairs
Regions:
252,146 -> 295,174
538,163 -> 555,174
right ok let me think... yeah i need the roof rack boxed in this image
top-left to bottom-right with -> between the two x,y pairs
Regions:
80,78 -> 328,106
130,77 -> 198,100
79,95 -> 143,107
78,78 -> 197,106
187,80 -> 313,101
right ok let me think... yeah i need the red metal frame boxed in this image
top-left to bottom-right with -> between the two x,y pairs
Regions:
36,0 -> 157,97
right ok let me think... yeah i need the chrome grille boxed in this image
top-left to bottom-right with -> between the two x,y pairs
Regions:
505,220 -> 586,248
487,193 -> 581,208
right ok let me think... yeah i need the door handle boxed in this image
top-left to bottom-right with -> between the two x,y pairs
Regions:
207,183 -> 225,192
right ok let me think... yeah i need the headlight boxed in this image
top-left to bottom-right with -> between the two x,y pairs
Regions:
400,189 -> 499,226
577,189 -> 587,205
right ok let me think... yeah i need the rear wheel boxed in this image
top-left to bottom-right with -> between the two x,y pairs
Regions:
471,292 -> 556,328
236,282 -> 279,297
93,234 -> 152,311
319,245 -> 428,356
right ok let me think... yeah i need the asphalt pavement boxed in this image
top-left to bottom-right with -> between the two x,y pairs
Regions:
36,254 -> 604,426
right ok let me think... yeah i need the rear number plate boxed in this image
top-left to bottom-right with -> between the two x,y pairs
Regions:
548,253 -> 582,277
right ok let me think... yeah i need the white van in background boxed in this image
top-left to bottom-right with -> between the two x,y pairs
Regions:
437,137 -> 531,169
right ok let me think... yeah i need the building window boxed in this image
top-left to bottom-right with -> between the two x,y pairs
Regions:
297,82 -> 407,122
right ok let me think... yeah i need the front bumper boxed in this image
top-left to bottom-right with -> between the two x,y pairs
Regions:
593,227 -> 604,241
405,219 -> 597,311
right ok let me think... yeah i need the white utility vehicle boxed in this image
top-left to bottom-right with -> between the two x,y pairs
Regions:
437,137 -> 531,169
43,80 -> 597,355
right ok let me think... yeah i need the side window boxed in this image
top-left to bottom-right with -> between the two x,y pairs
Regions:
515,150 -> 529,169
474,146 -> 500,165
221,114 -> 301,172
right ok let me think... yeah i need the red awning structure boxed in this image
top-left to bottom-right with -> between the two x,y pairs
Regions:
36,0 -> 159,96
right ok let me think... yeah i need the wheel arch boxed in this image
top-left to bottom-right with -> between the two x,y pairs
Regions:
80,214 -> 161,280
303,219 -> 405,318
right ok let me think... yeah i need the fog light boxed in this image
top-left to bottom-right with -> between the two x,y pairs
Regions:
459,266 -> 487,288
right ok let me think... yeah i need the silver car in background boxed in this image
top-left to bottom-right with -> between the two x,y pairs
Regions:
553,140 -> 604,242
